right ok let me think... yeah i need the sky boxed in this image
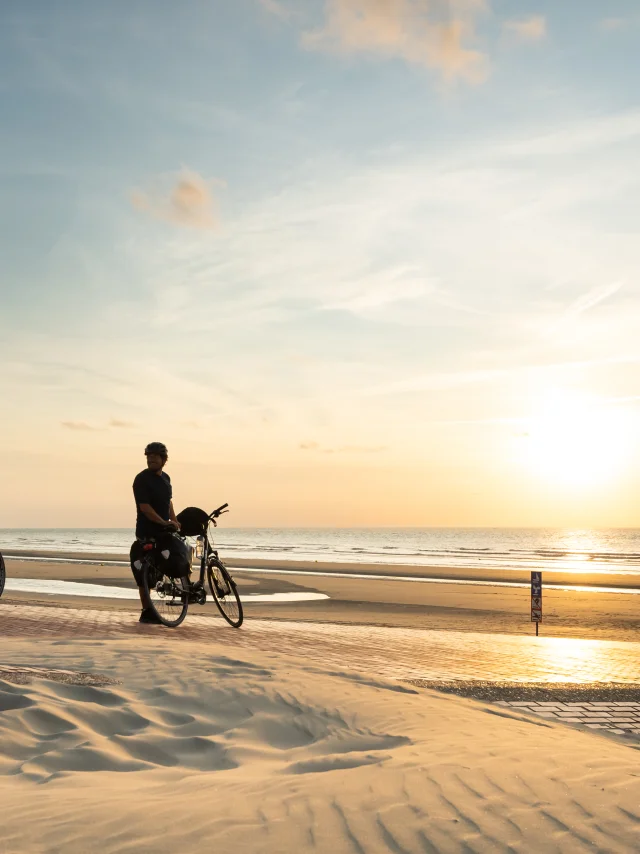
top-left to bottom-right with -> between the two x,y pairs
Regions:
1,0 -> 640,528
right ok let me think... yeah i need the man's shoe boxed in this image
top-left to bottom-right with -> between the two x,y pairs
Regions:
139,608 -> 162,625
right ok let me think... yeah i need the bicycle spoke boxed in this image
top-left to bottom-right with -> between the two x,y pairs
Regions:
143,562 -> 189,628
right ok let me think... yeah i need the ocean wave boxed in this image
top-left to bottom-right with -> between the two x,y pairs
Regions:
3,527 -> 640,575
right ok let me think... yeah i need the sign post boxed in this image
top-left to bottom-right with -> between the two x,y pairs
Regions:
531,571 -> 542,635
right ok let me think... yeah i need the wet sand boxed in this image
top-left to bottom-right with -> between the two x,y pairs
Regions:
6,549 -> 640,589
3,555 -> 639,642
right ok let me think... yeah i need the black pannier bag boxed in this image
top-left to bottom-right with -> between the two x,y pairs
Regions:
157,534 -> 193,578
176,506 -> 209,537
129,540 -> 145,577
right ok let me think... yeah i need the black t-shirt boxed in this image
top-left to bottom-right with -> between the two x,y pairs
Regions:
133,469 -> 172,539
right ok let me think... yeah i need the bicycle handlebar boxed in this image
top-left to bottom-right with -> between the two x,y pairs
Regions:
208,503 -> 229,520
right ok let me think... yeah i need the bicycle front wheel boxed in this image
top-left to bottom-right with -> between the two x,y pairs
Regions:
0,553 -> 5,598
142,561 -> 189,628
207,560 -> 243,628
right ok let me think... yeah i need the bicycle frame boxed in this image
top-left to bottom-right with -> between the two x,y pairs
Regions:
142,505 -> 226,593
191,521 -> 219,588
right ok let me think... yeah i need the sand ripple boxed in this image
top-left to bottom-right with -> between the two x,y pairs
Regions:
0,638 -> 638,852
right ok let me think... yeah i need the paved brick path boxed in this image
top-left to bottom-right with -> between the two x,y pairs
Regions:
2,603 -> 639,742
2,602 -> 639,682
496,700 -> 640,741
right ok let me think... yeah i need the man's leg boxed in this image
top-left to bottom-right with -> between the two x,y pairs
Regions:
137,579 -> 163,624
138,585 -> 152,611
131,542 -> 156,617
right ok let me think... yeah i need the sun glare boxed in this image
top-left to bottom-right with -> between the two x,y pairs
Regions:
519,389 -> 630,489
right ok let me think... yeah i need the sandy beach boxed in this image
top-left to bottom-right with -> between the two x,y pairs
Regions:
2,555 -> 640,852
7,548 -> 640,588
1,633 -> 639,853
3,552 -> 640,641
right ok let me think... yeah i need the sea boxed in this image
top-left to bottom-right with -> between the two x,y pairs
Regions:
2,528 -> 640,577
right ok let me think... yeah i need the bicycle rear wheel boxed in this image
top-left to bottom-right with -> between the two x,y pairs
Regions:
142,561 -> 189,628
0,553 -> 5,598
207,560 -> 243,628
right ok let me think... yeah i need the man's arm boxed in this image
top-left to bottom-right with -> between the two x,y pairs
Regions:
139,503 -> 179,530
169,501 -> 180,529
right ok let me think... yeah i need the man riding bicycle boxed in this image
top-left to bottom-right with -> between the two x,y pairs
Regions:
131,442 -> 181,624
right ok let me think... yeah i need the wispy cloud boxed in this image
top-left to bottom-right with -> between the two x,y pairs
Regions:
62,418 -> 137,431
497,109 -> 640,157
288,0 -> 490,85
600,18 -> 627,31
322,267 -> 431,312
132,169 -> 222,230
566,281 -> 624,316
128,104 -> 640,354
363,355 -> 640,398
327,444 -> 388,453
503,15 -> 546,42
258,0 -> 292,20
299,441 -> 388,453
364,367 -> 510,396
61,421 -> 99,431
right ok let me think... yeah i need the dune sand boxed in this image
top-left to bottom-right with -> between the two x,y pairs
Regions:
0,635 -> 638,853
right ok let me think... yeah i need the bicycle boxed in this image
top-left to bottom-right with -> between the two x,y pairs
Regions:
140,503 -> 243,629
0,552 -> 5,598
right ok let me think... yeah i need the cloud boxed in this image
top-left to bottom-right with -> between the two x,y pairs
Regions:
362,356 -> 640,398
332,445 -> 388,453
600,18 -> 626,31
132,169 -> 221,230
63,419 -> 137,431
566,281 -> 623,316
298,0 -> 490,85
322,270 -> 430,312
497,109 -> 640,157
503,15 -> 546,41
258,0 -> 292,20
61,421 -> 99,431
299,441 -> 387,453
364,367 -> 511,396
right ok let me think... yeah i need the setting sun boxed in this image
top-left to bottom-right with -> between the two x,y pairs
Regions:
519,389 -> 631,489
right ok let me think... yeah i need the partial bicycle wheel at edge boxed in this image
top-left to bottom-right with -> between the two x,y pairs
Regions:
142,560 -> 189,628
207,560 -> 243,627
0,553 -> 5,598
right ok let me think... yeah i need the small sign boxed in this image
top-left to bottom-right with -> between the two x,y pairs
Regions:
531,571 -> 542,631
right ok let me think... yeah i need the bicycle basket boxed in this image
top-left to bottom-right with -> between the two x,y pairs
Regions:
176,506 -> 209,537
